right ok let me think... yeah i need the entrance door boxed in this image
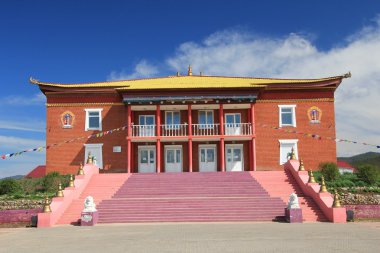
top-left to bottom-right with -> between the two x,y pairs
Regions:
138,146 -> 156,173
84,144 -> 103,169
225,144 -> 243,171
139,115 -> 155,136
225,113 -> 241,135
199,145 -> 217,172
165,145 -> 182,172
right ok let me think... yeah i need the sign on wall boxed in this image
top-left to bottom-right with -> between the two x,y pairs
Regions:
307,106 -> 322,124
61,111 -> 75,128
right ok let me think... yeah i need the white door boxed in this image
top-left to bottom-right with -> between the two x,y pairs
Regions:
225,144 -> 243,172
84,144 -> 103,169
139,115 -> 155,136
225,113 -> 241,135
165,146 -> 182,172
199,145 -> 217,172
138,146 -> 156,173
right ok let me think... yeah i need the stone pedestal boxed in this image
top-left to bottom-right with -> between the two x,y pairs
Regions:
285,208 -> 303,223
80,211 -> 99,226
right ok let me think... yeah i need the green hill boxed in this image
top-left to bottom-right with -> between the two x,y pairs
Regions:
338,152 -> 380,168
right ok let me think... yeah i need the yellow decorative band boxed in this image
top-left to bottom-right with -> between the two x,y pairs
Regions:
46,102 -> 125,107
256,98 -> 334,103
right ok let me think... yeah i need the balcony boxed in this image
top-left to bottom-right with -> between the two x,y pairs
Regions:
131,123 -> 252,137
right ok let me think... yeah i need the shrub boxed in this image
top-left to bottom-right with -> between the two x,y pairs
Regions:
356,164 -> 380,185
42,172 -> 62,192
0,179 -> 20,195
319,162 -> 340,181
356,181 -> 367,187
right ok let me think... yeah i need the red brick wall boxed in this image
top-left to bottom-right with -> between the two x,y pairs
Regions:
46,104 -> 128,175
255,100 -> 337,171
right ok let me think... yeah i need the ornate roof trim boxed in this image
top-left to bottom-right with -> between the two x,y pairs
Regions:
29,73 -> 350,89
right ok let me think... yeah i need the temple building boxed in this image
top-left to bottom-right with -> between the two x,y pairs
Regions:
31,67 -> 350,175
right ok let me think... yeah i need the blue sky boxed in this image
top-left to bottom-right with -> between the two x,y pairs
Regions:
1,0 -> 380,177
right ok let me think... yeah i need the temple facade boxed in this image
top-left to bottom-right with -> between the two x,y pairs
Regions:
31,68 -> 350,175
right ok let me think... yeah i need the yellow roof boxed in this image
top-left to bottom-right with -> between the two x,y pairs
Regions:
30,73 -> 349,90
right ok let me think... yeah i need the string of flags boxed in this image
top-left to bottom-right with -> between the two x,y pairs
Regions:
258,124 -> 380,148
1,123 -> 379,160
0,125 -> 128,160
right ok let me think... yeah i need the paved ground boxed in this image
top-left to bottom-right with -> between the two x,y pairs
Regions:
0,222 -> 379,253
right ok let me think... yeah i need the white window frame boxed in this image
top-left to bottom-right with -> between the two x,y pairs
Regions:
198,110 -> 214,129
278,105 -> 296,127
85,108 -> 103,131
165,111 -> 181,129
279,139 -> 298,165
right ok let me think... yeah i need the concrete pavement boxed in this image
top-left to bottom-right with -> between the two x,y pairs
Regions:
0,222 -> 379,253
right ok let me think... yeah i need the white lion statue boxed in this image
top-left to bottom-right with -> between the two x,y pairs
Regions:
83,196 -> 97,212
287,193 -> 300,209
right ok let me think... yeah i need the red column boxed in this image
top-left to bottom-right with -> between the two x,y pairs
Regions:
249,140 -> 253,171
127,105 -> 132,173
219,104 -> 225,172
188,104 -> 192,136
188,104 -> 193,172
220,138 -> 225,172
188,139 -> 193,172
156,105 -> 161,173
251,103 -> 256,171
219,103 -> 224,135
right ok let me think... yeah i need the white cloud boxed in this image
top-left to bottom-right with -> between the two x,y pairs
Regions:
3,93 -> 45,106
108,60 -> 159,80
108,17 -> 380,156
164,18 -> 380,157
0,135 -> 45,178
0,120 -> 45,132
0,135 -> 45,152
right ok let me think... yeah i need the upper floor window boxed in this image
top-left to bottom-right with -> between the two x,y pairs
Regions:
199,110 -> 214,129
278,105 -> 296,127
85,109 -> 103,131
165,111 -> 180,129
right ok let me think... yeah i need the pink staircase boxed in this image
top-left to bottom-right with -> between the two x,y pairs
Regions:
96,172 -> 287,223
57,173 -> 130,225
252,170 -> 327,222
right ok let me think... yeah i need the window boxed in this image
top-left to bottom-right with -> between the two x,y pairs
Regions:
165,111 -> 180,129
279,139 -> 298,165
85,109 -> 103,131
278,105 -> 296,127
198,110 -> 214,129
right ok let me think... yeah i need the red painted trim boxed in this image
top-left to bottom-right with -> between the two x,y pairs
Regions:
250,103 -> 257,171
220,138 -> 225,172
156,105 -> 161,136
188,104 -> 192,136
156,140 -> 161,173
249,140 -> 253,171
219,104 -> 224,135
127,140 -> 131,173
188,139 -> 193,172
127,105 -> 132,173
252,138 -> 257,171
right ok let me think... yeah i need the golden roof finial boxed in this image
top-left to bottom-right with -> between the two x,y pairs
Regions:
298,158 -> 305,171
188,65 -> 193,76
308,170 -> 316,183
333,189 -> 341,207
290,147 -> 296,160
320,175 -> 328,192
78,162 -> 84,175
56,183 -> 64,197
176,71 -> 180,77
43,196 -> 52,213
343,72 -> 351,78
69,174 -> 75,187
